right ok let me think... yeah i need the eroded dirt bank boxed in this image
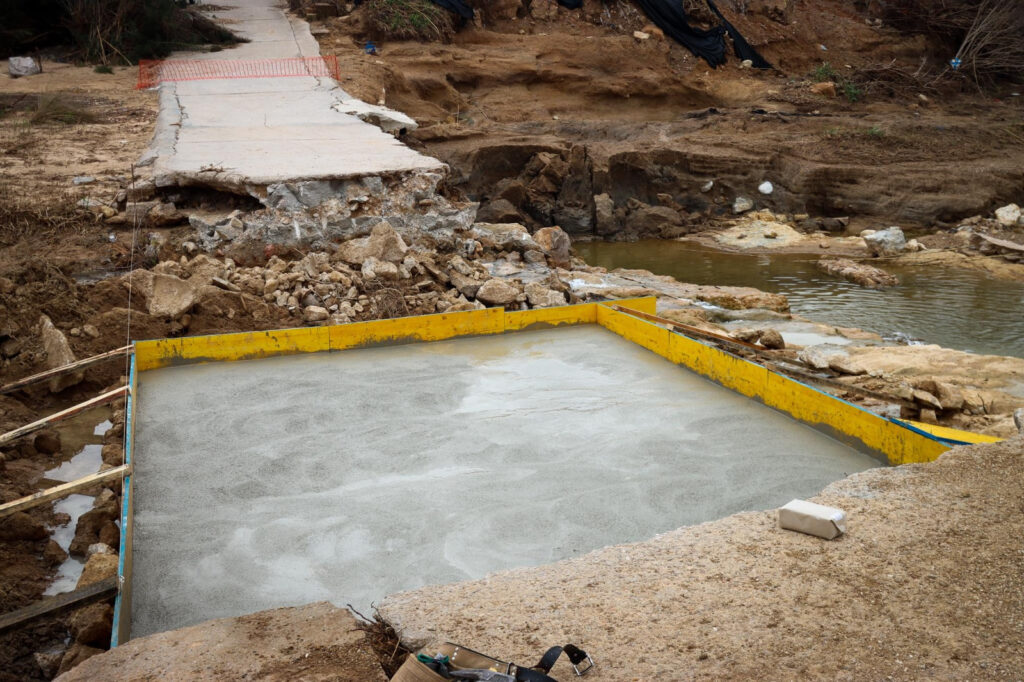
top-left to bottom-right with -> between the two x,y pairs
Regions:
317,0 -> 1023,238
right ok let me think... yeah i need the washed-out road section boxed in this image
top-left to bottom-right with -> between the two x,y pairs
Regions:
142,0 -> 442,194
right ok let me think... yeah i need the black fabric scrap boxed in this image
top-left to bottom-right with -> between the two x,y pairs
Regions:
632,0 -> 727,67
707,0 -> 772,69
429,0 -> 474,20
556,0 -> 584,8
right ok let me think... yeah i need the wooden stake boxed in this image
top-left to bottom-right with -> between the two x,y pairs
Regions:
0,386 -> 128,448
0,465 -> 130,520
0,345 -> 132,395
0,577 -> 117,635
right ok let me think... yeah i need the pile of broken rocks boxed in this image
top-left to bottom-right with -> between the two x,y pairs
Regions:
124,221 -> 580,332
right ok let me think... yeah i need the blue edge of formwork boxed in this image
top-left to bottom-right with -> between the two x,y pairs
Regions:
110,352 -> 134,648
105,323 -> 970,647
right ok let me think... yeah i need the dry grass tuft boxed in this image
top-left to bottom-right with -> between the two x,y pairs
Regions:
0,189 -> 97,247
29,94 -> 97,126
362,0 -> 456,43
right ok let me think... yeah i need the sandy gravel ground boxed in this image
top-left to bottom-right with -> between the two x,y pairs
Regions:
381,436 -> 1024,681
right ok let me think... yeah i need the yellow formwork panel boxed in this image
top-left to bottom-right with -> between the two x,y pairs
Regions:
134,299 -> 658,371
901,420 -> 1003,445
596,306 -> 953,465
506,305 -> 596,331
329,308 -> 504,351
135,326 -> 330,371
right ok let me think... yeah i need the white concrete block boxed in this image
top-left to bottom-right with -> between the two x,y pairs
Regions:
778,499 -> 846,540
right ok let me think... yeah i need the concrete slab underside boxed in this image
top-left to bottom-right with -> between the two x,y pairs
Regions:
130,326 -> 878,637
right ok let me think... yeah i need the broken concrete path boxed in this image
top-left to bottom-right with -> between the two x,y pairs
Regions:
141,0 -> 441,197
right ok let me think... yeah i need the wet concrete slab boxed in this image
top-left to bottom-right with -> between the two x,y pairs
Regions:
130,326 -> 879,637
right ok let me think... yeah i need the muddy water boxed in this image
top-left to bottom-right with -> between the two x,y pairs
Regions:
577,240 -> 1024,358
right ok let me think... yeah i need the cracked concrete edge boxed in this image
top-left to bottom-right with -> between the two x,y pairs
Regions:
138,86 -> 183,169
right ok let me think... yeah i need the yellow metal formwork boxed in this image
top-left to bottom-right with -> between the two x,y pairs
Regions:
118,298 -> 996,646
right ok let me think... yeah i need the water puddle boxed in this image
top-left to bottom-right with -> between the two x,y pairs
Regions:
42,411 -> 113,595
45,494 -> 93,595
577,240 -> 1024,358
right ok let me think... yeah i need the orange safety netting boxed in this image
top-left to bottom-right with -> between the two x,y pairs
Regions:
136,56 -> 341,89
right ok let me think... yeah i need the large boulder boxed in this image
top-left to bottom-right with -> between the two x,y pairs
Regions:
475,279 -> 520,307
336,222 -> 407,265
532,226 -> 572,267
863,226 -> 907,257
147,274 -> 197,319
39,315 -> 84,392
8,56 -> 41,77
594,193 -> 617,236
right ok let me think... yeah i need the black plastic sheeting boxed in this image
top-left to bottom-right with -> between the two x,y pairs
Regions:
358,0 -> 770,70
633,0 -> 728,66
707,0 -> 772,69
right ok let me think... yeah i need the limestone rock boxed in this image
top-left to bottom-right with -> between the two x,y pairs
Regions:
76,553 -> 119,589
147,274 -> 196,318
476,279 -> 520,307
337,222 -> 407,265
797,345 -> 847,370
934,381 -> 964,411
39,315 -> 84,392
69,603 -> 114,646
912,389 -> 943,411
303,306 -> 329,322
361,257 -> 399,280
759,328 -> 785,349
828,355 -> 867,376
70,492 -> 119,557
863,226 -> 906,257
817,257 -> 898,288
449,271 -> 482,299
469,223 -> 538,252
524,282 -> 567,308
35,648 -> 65,678
733,197 -> 754,214
532,226 -> 572,267
58,644 -> 105,676
994,204 -> 1021,227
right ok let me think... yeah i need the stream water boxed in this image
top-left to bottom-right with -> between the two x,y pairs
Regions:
577,240 -> 1024,359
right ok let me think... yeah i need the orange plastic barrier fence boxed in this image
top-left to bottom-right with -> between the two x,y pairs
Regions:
136,56 -> 341,89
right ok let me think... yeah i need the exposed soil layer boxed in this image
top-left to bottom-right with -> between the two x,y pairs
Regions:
315,1 -> 1024,236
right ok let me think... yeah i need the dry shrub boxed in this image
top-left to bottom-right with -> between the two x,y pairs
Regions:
363,0 -> 456,42
29,94 -> 97,125
883,0 -> 1024,86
